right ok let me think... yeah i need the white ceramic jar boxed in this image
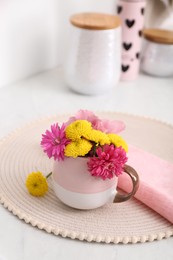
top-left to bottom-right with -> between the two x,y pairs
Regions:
64,13 -> 121,95
141,29 -> 173,77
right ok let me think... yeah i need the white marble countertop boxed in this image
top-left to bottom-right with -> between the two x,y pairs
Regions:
0,68 -> 173,260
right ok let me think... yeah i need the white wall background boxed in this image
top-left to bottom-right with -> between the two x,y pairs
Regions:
0,0 -> 172,87
0,0 -> 117,87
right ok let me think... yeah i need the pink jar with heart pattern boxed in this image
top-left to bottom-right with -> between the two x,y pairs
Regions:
117,0 -> 146,80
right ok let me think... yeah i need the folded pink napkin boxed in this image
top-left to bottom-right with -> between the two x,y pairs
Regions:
118,145 -> 173,223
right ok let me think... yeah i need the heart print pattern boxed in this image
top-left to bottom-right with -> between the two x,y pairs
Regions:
117,0 -> 146,80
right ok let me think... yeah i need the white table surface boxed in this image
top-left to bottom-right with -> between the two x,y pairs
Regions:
0,68 -> 173,260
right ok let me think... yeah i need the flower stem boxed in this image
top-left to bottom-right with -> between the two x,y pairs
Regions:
46,172 -> 52,179
93,144 -> 97,156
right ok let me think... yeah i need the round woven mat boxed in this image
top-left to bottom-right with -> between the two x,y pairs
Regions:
0,112 -> 173,244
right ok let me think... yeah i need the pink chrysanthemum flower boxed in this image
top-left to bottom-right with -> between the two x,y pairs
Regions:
41,123 -> 70,161
94,119 -> 125,134
65,109 -> 125,134
87,144 -> 127,180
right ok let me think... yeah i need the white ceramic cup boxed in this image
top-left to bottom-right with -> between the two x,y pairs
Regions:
52,157 -> 139,210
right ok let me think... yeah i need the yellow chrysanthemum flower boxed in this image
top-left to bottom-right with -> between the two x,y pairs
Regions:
26,172 -> 48,196
85,129 -> 110,146
65,139 -> 92,158
107,133 -> 128,152
65,120 -> 92,141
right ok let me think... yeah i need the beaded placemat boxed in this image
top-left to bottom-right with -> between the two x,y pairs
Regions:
0,112 -> 173,244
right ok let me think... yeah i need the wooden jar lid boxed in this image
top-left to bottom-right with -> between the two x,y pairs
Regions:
70,13 -> 121,30
143,29 -> 173,44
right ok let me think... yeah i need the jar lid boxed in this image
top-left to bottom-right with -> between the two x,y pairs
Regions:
70,13 -> 121,30
143,29 -> 173,44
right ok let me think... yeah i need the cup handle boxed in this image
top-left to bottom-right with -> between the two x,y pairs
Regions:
113,164 -> 139,203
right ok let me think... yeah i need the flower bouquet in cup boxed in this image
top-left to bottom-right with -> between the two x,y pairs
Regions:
26,110 -> 139,209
